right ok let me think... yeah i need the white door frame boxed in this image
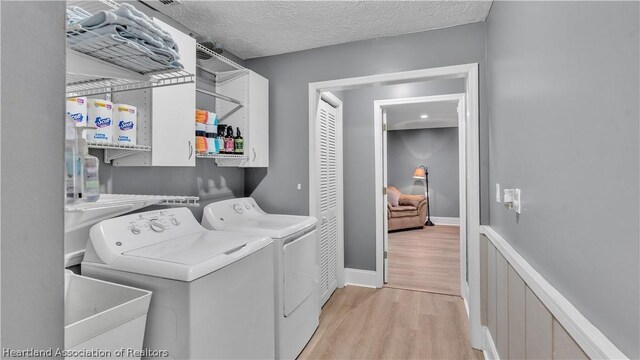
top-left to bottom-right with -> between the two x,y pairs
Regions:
375,93 -> 466,290
308,63 -> 481,349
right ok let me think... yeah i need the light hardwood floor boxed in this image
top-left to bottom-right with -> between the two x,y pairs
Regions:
386,226 -> 460,296
299,286 -> 483,360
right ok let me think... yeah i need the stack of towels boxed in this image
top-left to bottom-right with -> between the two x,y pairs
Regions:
66,3 -> 183,73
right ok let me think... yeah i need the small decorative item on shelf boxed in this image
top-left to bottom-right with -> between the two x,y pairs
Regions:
234,127 -> 244,155
224,126 -> 235,154
217,125 -> 226,154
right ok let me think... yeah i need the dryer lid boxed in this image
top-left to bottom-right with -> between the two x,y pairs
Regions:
222,214 -> 318,240
201,198 -> 317,239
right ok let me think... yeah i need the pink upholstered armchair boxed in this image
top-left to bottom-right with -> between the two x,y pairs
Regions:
387,187 -> 428,231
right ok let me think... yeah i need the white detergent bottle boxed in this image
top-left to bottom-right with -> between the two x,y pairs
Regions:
65,114 -> 81,204
80,139 -> 100,202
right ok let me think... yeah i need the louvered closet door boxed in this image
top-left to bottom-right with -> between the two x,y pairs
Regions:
317,98 -> 339,305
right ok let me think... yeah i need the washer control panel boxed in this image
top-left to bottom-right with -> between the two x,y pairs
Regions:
127,211 -> 180,236
89,207 -> 204,264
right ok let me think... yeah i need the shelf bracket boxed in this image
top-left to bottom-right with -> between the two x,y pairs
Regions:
216,69 -> 250,85
196,88 -> 244,106
219,103 -> 243,122
104,149 -> 145,163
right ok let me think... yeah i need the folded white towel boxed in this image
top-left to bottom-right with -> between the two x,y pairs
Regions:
114,3 -> 178,52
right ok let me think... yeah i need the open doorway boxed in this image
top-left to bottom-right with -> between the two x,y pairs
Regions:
378,94 -> 465,297
308,63 -> 482,348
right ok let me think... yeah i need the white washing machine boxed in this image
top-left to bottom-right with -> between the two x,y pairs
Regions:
82,207 -> 275,360
202,197 -> 319,360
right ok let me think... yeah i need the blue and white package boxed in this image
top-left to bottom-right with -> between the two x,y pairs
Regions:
114,104 -> 137,145
87,99 -> 113,143
66,97 -> 87,127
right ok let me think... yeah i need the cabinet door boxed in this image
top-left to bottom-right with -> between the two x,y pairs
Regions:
150,19 -> 196,167
243,71 -> 269,168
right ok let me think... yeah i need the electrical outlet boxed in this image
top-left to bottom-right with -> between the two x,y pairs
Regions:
503,189 -> 515,209
496,183 -> 501,203
514,189 -> 522,214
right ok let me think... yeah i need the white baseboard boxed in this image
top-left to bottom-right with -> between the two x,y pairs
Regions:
480,225 -> 627,360
482,326 -> 499,360
430,216 -> 460,225
344,268 -> 379,288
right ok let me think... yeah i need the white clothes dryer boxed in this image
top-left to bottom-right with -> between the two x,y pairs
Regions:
202,198 -> 319,359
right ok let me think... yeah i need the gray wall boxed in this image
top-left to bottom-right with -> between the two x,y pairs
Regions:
245,23 -> 488,271
97,159 -> 244,220
486,2 -> 639,358
340,80 -> 463,269
388,127 -> 459,218
1,1 -> 66,351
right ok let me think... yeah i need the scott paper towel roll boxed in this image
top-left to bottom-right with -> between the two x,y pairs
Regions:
113,104 -> 137,145
66,97 -> 87,127
87,99 -> 113,143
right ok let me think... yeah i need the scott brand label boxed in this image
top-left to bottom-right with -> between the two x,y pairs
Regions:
95,117 -> 111,128
119,121 -> 134,131
69,113 -> 84,123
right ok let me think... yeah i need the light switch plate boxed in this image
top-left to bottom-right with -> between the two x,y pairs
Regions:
514,189 -> 522,214
496,183 -> 501,203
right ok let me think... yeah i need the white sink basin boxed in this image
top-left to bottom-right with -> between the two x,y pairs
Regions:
65,271 -> 151,359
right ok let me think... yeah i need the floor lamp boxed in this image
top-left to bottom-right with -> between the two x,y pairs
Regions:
413,165 -> 434,226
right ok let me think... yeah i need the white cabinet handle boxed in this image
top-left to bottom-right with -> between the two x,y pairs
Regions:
188,140 -> 193,159
252,147 -> 256,162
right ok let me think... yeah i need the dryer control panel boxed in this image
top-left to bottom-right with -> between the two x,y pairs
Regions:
88,207 -> 205,265
201,197 -> 266,230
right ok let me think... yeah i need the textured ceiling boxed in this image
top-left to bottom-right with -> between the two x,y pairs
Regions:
386,100 -> 459,130
144,1 -> 492,59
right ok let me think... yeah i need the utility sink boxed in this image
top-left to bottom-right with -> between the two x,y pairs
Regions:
65,271 -> 151,359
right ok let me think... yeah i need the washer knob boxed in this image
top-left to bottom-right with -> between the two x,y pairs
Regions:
245,202 -> 251,210
149,220 -> 165,233
130,226 -> 141,235
233,204 -> 244,214
171,218 -> 180,226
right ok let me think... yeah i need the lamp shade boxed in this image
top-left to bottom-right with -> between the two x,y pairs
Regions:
413,167 -> 426,179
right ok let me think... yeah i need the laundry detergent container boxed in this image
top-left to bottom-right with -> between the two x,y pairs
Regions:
64,271 -> 152,359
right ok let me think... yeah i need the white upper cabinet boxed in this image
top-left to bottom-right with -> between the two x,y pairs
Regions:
214,70 -> 269,168
150,19 -> 196,167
